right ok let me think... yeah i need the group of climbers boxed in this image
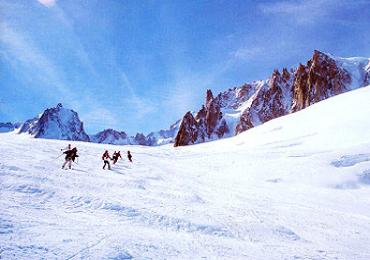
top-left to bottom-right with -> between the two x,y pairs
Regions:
102,150 -> 132,170
60,144 -> 133,171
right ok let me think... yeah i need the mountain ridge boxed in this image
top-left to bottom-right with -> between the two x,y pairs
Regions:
3,50 -> 369,147
10,104 -> 180,146
174,50 -> 370,146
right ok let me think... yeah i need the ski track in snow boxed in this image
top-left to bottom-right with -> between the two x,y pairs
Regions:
2,88 -> 370,259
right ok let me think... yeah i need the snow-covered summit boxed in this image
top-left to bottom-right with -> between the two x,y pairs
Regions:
18,103 -> 90,141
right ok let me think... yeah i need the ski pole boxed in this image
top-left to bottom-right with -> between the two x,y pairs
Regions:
56,154 -> 64,159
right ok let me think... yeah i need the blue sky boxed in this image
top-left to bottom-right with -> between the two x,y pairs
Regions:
1,0 -> 369,135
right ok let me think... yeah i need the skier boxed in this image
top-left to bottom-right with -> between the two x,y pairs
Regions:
102,150 -> 112,170
112,151 -> 122,164
127,150 -> 133,163
62,147 -> 78,169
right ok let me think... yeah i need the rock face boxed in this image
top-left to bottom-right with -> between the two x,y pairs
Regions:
175,50 -> 370,146
18,103 -> 90,141
174,112 -> 199,146
174,83 -> 258,146
236,68 -> 294,134
292,50 -> 352,112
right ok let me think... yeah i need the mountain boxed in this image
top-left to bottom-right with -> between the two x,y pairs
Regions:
15,103 -> 179,146
175,50 -> 370,146
18,116 -> 42,135
90,129 -> 130,145
146,120 -> 181,146
90,130 -> 148,146
18,103 -> 90,141
0,122 -> 21,133
90,120 -> 181,146
8,50 -> 369,147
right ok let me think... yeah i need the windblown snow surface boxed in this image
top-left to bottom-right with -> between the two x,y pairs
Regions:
1,87 -> 370,259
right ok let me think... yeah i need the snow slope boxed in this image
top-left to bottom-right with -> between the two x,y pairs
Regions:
1,86 -> 370,259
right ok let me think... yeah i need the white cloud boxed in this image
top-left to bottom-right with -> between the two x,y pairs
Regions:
231,46 -> 266,62
37,0 -> 56,8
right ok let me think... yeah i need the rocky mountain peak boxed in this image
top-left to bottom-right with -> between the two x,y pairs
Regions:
206,89 -> 214,105
18,104 -> 90,141
270,68 -> 291,91
174,112 -> 199,146
292,51 -> 352,112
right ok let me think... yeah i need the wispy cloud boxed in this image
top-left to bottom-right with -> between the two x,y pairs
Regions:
50,5 -> 98,77
259,0 -> 369,25
119,71 -> 157,119
230,46 -> 266,62
0,21 -> 71,99
37,0 -> 57,8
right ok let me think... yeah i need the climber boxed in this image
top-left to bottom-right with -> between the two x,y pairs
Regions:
127,150 -> 133,163
62,147 -> 78,169
102,150 -> 112,170
112,151 -> 122,164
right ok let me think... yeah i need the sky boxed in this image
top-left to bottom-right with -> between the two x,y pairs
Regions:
1,0 -> 370,135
